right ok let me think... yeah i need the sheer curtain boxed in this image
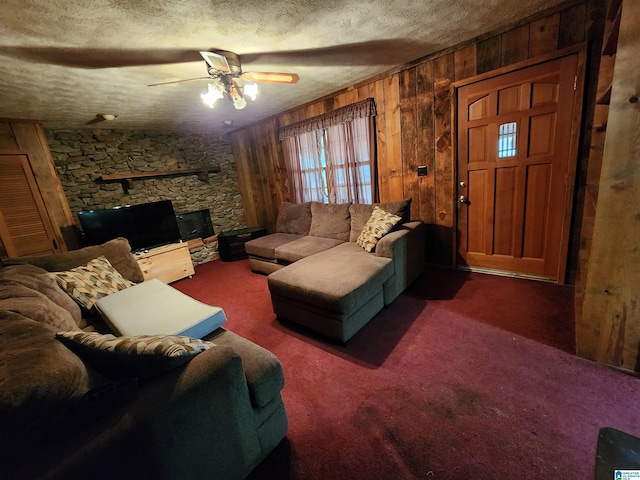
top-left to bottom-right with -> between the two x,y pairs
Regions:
325,116 -> 375,203
281,130 -> 326,203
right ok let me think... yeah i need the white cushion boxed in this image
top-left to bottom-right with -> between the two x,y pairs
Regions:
95,279 -> 226,338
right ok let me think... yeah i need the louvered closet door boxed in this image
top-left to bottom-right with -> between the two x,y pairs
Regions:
0,155 -> 60,257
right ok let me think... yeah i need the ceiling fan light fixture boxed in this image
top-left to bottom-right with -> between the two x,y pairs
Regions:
232,96 -> 247,110
201,83 -> 224,108
225,79 -> 247,110
244,83 -> 259,101
152,49 -> 299,112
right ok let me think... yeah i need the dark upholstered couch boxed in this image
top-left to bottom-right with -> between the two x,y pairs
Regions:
0,238 -> 287,480
245,200 -> 425,342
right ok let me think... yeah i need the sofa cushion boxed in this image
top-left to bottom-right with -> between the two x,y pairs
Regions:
49,256 -> 135,311
56,331 -> 215,379
11,237 -> 145,283
245,233 -> 304,260
356,206 -> 402,253
275,236 -> 344,263
95,279 -> 226,338
0,313 -> 93,455
0,264 -> 82,329
276,202 -> 312,235
349,198 -> 412,242
308,201 -> 352,242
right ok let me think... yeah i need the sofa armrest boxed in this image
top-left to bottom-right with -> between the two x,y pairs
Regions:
375,221 -> 425,261
375,221 -> 425,303
144,345 -> 264,479
6,346 -> 264,480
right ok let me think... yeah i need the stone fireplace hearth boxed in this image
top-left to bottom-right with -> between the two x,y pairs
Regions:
46,129 -> 247,266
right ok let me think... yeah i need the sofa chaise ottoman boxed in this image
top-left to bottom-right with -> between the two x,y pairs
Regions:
245,200 -> 425,342
269,241 -> 395,342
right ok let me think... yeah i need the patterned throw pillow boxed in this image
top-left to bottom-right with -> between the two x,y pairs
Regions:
356,206 -> 402,253
49,256 -> 135,311
56,331 -> 215,378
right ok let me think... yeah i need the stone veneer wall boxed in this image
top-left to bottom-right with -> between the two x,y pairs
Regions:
45,129 -> 247,265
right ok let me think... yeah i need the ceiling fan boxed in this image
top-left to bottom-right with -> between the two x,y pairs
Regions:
148,49 -> 299,110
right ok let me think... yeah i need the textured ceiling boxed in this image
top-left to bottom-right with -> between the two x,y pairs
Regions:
1,0 -> 571,134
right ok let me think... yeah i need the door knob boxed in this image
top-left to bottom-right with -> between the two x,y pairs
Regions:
459,195 -> 467,204
459,181 -> 466,188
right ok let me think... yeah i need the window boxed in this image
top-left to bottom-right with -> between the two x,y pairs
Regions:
298,130 -> 328,202
498,122 -> 517,158
324,120 -> 373,203
280,99 -> 376,204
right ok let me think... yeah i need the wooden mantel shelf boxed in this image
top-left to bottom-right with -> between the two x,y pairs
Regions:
97,166 -> 221,193
98,166 -> 221,182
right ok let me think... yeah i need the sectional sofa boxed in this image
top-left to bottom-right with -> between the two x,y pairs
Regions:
245,199 -> 425,342
0,238 -> 287,480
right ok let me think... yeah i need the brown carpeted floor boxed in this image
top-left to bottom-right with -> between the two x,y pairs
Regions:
174,260 -> 640,479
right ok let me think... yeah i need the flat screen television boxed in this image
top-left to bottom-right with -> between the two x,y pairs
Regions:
77,200 -> 182,252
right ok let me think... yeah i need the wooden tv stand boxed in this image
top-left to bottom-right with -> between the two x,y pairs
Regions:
134,242 -> 194,283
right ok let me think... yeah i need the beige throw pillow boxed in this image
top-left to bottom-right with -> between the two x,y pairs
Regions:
348,198 -> 412,242
49,256 -> 135,311
356,206 -> 402,253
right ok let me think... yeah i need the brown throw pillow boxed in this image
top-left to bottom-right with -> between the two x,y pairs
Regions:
0,264 -> 82,329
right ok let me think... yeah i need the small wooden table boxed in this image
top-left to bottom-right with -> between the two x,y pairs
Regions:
134,242 -> 195,283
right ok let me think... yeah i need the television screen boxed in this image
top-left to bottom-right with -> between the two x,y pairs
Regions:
78,200 -> 182,252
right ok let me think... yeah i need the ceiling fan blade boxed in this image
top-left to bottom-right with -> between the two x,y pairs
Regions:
241,72 -> 300,84
199,51 -> 231,73
85,113 -> 117,125
0,40 -> 429,70
0,46 -> 201,68
85,116 -> 106,125
239,39 -> 430,67
148,76 -> 211,86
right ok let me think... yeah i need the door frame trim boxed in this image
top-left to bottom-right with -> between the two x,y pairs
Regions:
451,44 -> 587,284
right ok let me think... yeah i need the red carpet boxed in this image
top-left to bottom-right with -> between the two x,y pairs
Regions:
174,260 -> 640,479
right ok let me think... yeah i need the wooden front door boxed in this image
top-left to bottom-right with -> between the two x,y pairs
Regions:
456,54 -> 578,281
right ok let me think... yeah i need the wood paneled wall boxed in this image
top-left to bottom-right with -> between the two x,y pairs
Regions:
577,0 -> 640,372
230,0 -> 605,270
